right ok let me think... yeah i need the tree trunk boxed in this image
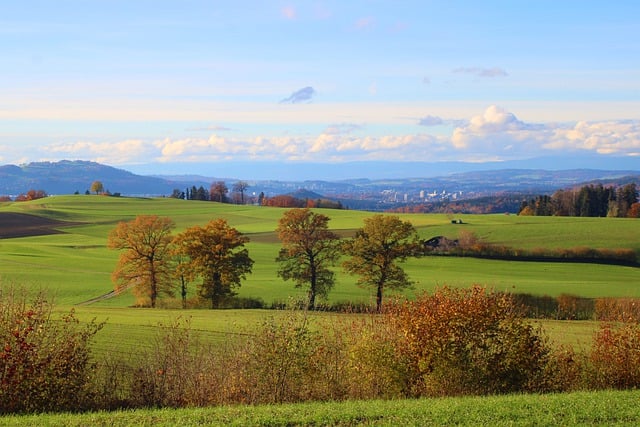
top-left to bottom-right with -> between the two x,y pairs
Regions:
376,283 -> 383,312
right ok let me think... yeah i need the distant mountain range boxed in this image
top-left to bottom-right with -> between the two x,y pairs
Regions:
0,160 -> 638,211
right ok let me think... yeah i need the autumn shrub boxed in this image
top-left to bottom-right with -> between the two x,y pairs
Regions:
388,286 -> 552,397
0,286 -> 103,414
342,313 -> 409,399
587,322 -> 640,390
595,298 -> 640,322
235,311 -> 321,404
126,317 -> 230,408
556,294 -> 594,320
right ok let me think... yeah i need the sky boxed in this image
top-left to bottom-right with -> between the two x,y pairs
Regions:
1,1 -> 639,178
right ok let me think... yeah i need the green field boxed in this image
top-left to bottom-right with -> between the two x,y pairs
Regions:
3,389 -> 640,426
1,195 -> 639,307
1,197 -> 638,421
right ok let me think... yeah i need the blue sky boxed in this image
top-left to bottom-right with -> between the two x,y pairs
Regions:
1,1 -> 639,176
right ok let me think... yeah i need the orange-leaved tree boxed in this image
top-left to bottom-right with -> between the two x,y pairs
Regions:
275,208 -> 341,310
342,214 -> 419,312
108,215 -> 176,307
173,218 -> 253,308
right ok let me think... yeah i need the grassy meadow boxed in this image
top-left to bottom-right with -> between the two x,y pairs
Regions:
1,195 -> 636,356
4,389 -> 640,426
1,195 -> 639,307
1,195 -> 639,421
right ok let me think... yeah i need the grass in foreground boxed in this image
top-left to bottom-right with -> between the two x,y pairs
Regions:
3,390 -> 639,426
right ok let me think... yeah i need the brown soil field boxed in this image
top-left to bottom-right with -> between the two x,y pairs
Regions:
0,212 -> 79,239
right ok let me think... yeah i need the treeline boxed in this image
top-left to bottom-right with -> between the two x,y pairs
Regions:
171,182 -> 343,209
424,231 -> 638,267
519,183 -> 639,217
4,285 -> 640,414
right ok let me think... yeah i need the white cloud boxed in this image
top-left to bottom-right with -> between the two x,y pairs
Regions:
546,120 -> 640,155
27,107 -> 640,167
451,106 -> 640,158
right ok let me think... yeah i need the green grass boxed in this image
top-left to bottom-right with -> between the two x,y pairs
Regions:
1,195 -> 638,307
67,306 -> 598,361
3,389 -> 639,426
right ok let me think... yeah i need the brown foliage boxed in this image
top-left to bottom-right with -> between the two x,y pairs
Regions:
0,286 -> 103,413
588,322 -> 640,389
108,215 -> 176,308
387,286 -> 551,396
173,219 -> 253,308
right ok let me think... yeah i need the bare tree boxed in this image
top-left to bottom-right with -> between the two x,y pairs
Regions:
232,181 -> 250,204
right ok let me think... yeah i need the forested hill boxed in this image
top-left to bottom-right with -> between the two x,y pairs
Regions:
0,161 -> 177,195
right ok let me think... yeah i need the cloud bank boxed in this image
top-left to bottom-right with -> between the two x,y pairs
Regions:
36,106 -> 640,166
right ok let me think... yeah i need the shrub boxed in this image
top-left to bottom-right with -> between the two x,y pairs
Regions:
587,322 -> 640,390
237,311 -> 318,404
595,298 -> 640,322
388,286 -> 552,397
0,286 -> 103,414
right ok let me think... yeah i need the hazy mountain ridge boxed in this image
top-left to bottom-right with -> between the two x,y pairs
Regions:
0,161 -> 638,211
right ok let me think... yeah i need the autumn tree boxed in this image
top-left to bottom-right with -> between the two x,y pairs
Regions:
108,215 -> 176,308
173,219 -> 253,308
275,208 -> 341,310
342,214 -> 420,312
210,181 -> 229,203
232,181 -> 250,204
90,180 -> 104,195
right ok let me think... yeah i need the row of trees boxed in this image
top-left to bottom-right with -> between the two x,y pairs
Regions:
519,183 -> 639,217
108,210 -> 420,311
171,182 -> 344,209
171,181 -> 250,204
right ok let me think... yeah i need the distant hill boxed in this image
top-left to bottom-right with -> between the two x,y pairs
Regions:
0,160 -> 178,196
0,161 -> 638,211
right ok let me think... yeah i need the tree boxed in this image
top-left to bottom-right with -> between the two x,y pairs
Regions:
173,219 -> 253,308
232,181 -> 250,204
108,215 -> 176,308
275,208 -> 341,310
90,180 -> 104,195
210,181 -> 229,203
342,214 -> 419,312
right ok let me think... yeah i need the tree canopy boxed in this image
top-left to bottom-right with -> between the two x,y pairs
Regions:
342,214 -> 419,312
275,208 -> 341,310
90,180 -> 104,195
107,215 -> 176,307
173,218 -> 253,308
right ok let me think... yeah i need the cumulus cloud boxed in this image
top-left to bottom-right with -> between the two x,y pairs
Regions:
546,120 -> 640,155
34,108 -> 640,167
449,105 -> 639,159
453,67 -> 508,78
280,86 -> 316,104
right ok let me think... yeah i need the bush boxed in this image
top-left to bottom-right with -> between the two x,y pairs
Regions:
388,286 -> 552,397
0,286 -> 103,413
587,322 -> 640,390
